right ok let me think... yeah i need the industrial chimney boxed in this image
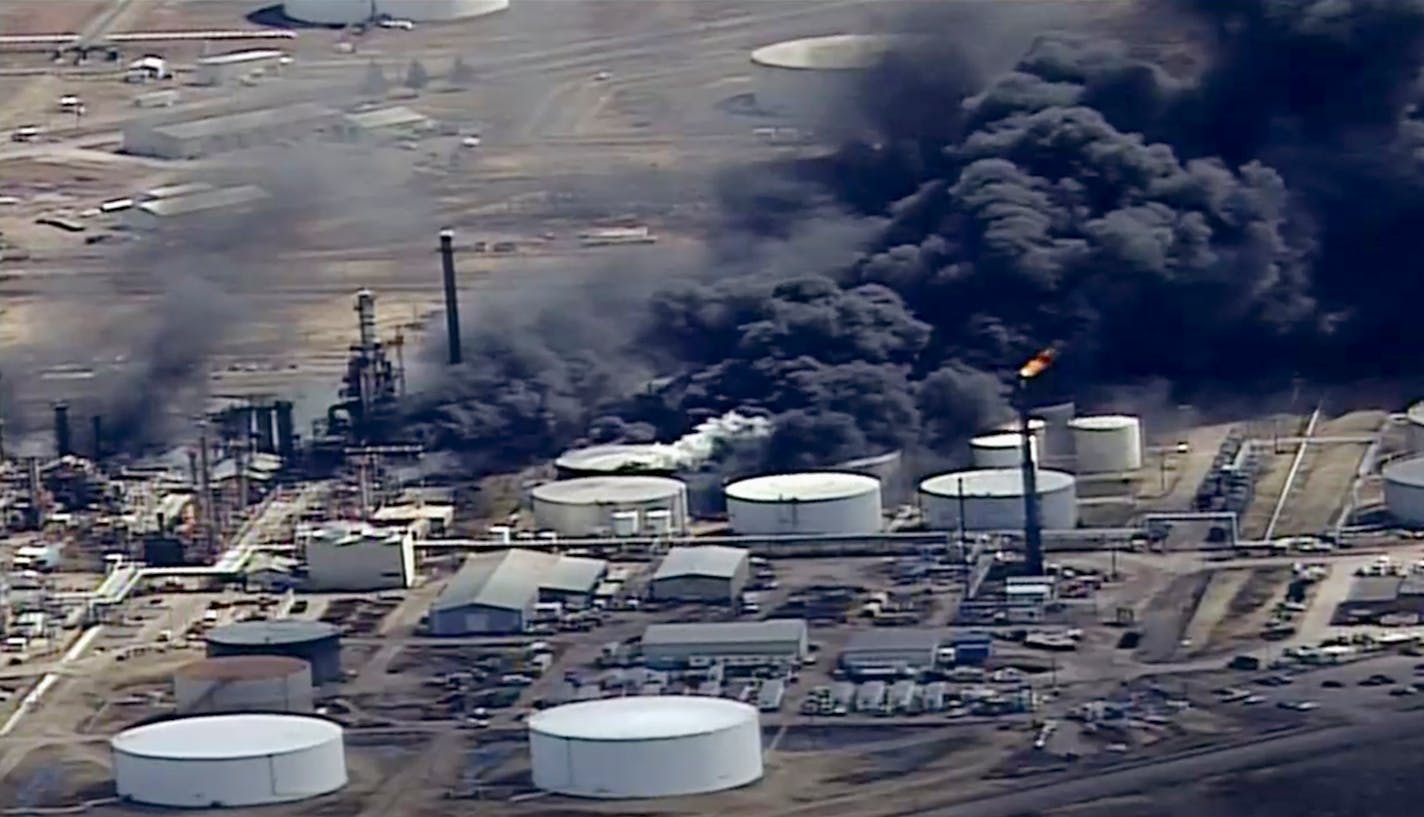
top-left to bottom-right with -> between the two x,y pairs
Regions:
53,402 -> 72,457
439,228 -> 463,365
91,415 -> 103,462
275,400 -> 295,463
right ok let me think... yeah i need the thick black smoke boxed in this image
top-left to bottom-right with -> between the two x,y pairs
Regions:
408,0 -> 1424,474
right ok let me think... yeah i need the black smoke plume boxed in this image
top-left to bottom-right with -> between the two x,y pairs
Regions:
407,0 -> 1424,474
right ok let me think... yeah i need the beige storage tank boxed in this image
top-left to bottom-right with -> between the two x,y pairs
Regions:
970,432 -> 1038,468
173,656 -> 314,715
1069,415 -> 1143,473
531,476 -> 688,537
919,469 -> 1078,531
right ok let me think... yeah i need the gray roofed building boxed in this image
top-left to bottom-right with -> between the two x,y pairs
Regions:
653,546 -> 748,580
428,549 -> 607,635
134,185 -> 269,219
840,628 -> 943,677
340,106 -> 433,140
1338,574 -> 1407,621
641,618 -> 808,667
649,546 -> 749,604
122,102 -> 337,159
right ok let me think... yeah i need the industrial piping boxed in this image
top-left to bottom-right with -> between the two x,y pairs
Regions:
439,229 -> 463,366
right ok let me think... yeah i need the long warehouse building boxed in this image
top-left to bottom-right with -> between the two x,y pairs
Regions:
122,102 -> 338,159
641,619 -> 808,667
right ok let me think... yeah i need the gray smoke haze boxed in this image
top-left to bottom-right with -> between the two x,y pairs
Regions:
3,143 -> 434,455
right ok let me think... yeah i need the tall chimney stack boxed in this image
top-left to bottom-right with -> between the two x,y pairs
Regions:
91,415 -> 103,462
275,400 -> 295,463
53,402 -> 72,457
439,228 -> 463,365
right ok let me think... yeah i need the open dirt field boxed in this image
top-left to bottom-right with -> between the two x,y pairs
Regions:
0,1 -> 105,34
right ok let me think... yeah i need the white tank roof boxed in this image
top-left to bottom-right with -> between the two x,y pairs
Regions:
555,444 -> 671,472
920,468 -> 1075,498
530,696 -> 755,741
532,476 -> 683,505
997,418 -> 1046,432
111,714 -> 340,760
1409,402 -> 1424,426
1385,456 -> 1424,487
726,472 -> 879,503
750,34 -> 898,71
971,432 -> 1027,449
1069,415 -> 1138,430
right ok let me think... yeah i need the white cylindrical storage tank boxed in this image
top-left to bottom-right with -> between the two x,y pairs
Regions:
111,714 -> 347,808
554,444 -> 675,479
377,0 -> 509,20
531,476 -> 688,537
1069,415 -> 1144,473
919,469 -> 1078,531
529,696 -> 762,798
1384,456 -> 1424,527
725,472 -> 882,535
282,0 -> 376,24
1407,402 -> 1424,453
996,418 -> 1047,452
173,656 -> 314,715
284,0 -> 508,23
1034,402 -> 1076,460
610,510 -> 639,537
750,35 -> 897,122
970,432 -> 1038,468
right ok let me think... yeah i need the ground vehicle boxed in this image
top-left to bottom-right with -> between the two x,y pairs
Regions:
10,126 -> 42,142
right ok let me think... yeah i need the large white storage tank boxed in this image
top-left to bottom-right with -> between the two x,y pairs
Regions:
284,0 -> 508,24
529,696 -> 763,798
531,476 -> 688,537
1407,402 -> 1424,453
725,472 -> 882,535
1069,415 -> 1143,473
919,469 -> 1078,531
173,656 -> 314,715
111,714 -> 347,808
750,34 -> 896,122
970,432 -> 1038,468
1384,456 -> 1424,527
1034,401 -> 1076,461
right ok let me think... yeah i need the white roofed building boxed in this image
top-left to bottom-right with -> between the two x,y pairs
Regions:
303,521 -> 415,591
641,619 -> 808,667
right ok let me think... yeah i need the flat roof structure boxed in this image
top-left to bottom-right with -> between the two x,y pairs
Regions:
150,102 -> 335,141
1346,575 -> 1403,604
652,546 -> 748,581
342,106 -> 430,130
842,628 -> 943,655
643,619 -> 807,649
433,549 -> 607,613
198,49 -> 285,66
137,185 -> 268,218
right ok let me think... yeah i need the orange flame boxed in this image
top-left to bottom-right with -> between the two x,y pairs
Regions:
1018,347 -> 1056,380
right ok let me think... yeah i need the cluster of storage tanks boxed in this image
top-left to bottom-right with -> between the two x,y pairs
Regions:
108,621 -> 349,808
538,408 -> 1147,538
1383,401 -> 1424,526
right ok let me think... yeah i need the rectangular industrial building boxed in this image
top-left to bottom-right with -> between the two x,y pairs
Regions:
339,106 -> 433,141
839,628 -> 943,677
126,185 -> 268,229
649,545 -> 749,603
304,522 -> 415,592
371,502 -> 453,537
427,549 -> 607,636
194,49 -> 287,87
641,619 -> 808,667
122,102 -> 337,159
1337,575 -> 1404,621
